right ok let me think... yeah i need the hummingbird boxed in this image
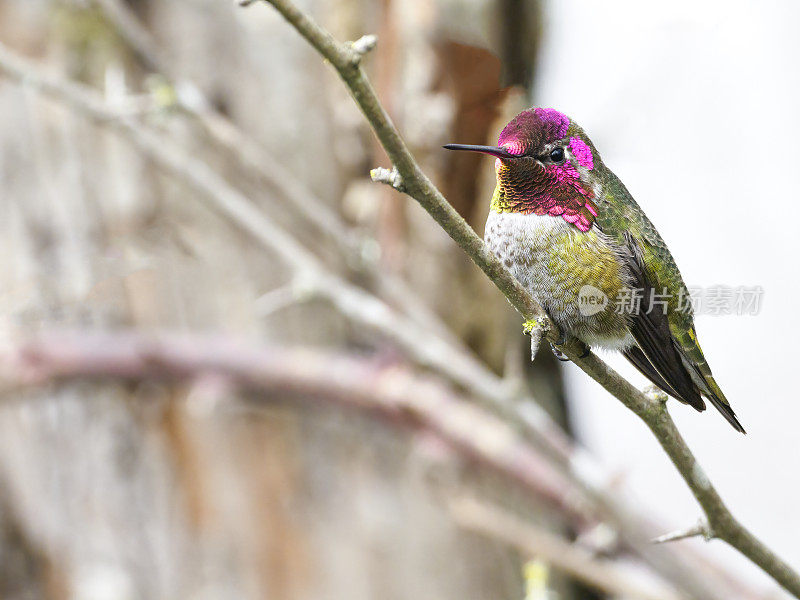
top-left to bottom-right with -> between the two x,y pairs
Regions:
445,107 -> 744,433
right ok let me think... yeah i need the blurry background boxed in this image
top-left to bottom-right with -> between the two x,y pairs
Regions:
0,0 -> 796,599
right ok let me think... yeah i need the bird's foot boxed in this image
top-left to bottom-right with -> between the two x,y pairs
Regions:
550,344 -> 570,362
550,336 -> 591,362
550,328 -> 569,361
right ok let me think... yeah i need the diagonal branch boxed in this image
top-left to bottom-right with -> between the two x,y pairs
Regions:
452,496 -> 681,600
242,0 -> 548,331
94,0 -> 460,347
0,331 -> 589,528
94,0 -> 166,74
244,0 -> 800,596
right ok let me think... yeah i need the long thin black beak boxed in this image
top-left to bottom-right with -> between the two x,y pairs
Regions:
442,144 -> 516,159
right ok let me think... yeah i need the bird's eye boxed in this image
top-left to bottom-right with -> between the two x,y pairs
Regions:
549,147 -> 565,164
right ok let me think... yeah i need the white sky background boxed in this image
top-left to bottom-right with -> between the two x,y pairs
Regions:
537,0 -> 800,595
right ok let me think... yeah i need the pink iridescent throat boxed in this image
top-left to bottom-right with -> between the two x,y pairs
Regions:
496,108 -> 597,232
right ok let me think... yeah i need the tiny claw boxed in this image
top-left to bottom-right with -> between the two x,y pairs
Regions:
550,344 -> 570,362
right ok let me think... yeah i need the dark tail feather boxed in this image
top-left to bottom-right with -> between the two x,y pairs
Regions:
706,393 -> 746,434
626,345 -> 746,433
682,359 -> 747,434
623,346 -> 705,410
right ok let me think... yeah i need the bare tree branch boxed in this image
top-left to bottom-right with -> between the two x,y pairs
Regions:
451,496 -> 682,600
0,331 -> 589,527
244,1 -> 800,596
349,34 -> 378,57
254,279 -> 316,317
94,0 -> 166,74
653,520 -> 713,545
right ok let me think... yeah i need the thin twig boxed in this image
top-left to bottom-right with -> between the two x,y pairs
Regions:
349,34 -> 378,57
94,0 -> 166,74
653,520 -> 713,545
452,497 -> 682,600
254,278 -> 317,317
245,1 -> 800,596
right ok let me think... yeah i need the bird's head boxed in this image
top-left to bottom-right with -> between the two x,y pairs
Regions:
444,107 -> 600,231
